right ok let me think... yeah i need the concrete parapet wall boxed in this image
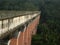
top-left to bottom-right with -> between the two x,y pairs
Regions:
0,12 -> 40,39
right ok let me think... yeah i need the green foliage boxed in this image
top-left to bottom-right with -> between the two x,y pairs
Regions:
0,0 -> 39,10
32,0 -> 60,45
32,23 -> 60,45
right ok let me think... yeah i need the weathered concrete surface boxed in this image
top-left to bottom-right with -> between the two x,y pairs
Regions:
0,11 -> 40,20
0,12 -> 40,39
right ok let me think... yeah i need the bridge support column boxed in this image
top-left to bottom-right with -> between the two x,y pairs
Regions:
9,38 -> 17,45
17,25 -> 26,45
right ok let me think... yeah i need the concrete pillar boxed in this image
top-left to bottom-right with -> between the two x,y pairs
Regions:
28,27 -> 32,45
24,28 -> 29,45
17,25 -> 26,45
17,32 -> 24,45
9,38 -> 17,45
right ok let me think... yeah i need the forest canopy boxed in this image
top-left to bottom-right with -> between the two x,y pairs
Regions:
0,0 -> 40,10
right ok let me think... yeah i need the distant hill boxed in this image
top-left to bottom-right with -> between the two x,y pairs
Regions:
0,0 -> 39,10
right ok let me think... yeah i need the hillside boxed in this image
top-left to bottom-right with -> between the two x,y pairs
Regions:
32,0 -> 60,45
